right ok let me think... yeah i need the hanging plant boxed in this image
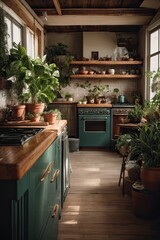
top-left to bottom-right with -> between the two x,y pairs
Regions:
0,7 -> 9,78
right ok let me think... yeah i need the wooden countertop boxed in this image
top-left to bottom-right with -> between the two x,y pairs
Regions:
51,101 -> 78,104
117,123 -> 143,128
0,120 -> 67,180
77,103 -> 112,107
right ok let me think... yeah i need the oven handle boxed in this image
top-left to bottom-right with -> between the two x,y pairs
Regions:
81,116 -> 108,121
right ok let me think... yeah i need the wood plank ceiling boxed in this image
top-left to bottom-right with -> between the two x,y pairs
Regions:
24,0 -> 158,32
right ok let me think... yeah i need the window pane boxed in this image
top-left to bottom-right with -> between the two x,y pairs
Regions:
5,17 -> 12,50
13,23 -> 21,44
26,29 -> 35,57
150,55 -> 158,72
150,30 -> 158,54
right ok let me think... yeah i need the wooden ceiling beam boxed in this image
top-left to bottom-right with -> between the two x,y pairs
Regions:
44,25 -> 141,33
52,0 -> 62,15
33,7 -> 156,16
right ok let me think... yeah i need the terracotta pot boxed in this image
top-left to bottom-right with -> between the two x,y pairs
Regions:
141,167 -> 160,192
30,116 -> 41,122
11,105 -> 26,121
26,103 -> 45,114
43,113 -> 57,124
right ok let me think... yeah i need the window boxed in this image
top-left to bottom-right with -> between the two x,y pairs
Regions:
26,28 -> 35,57
149,27 -> 160,99
5,15 -> 22,50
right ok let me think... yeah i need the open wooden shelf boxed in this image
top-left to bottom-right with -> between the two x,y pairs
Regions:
70,60 -> 143,65
70,74 -> 141,79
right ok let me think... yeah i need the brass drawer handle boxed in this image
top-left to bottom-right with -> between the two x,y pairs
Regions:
40,162 -> 52,182
52,204 -> 59,218
50,169 -> 60,183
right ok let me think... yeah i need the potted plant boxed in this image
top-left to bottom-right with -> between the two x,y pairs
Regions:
65,92 -> 74,101
130,122 -> 160,192
81,96 -> 87,104
88,84 -> 109,104
43,108 -> 62,124
143,101 -> 160,123
132,91 -> 141,104
26,112 -> 41,122
112,88 -> 119,103
5,43 -> 31,120
45,43 -> 74,95
6,43 -> 60,114
0,7 -> 8,81
115,133 -> 132,156
128,104 -> 143,123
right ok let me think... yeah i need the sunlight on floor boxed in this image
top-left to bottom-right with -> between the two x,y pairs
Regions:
63,220 -> 78,224
84,178 -> 101,186
85,167 -> 100,172
67,205 -> 80,211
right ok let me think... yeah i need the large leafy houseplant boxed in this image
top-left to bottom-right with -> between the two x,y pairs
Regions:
130,122 -> 160,192
24,56 -> 59,104
6,42 -> 30,104
6,43 -> 60,106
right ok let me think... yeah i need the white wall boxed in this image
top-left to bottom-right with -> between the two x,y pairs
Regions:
83,32 -> 117,59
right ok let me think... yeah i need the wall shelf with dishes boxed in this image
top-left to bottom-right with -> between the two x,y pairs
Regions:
70,60 -> 143,80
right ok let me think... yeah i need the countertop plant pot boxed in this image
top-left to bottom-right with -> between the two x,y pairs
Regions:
26,103 -> 45,114
11,105 -> 26,121
43,113 -> 57,124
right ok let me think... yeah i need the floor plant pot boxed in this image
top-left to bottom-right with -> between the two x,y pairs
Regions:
141,167 -> 160,192
26,103 -> 45,114
132,181 -> 160,219
11,105 -> 26,121
43,113 -> 57,124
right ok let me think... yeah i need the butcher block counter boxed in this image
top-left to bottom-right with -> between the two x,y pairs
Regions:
0,120 -> 67,180
77,103 -> 112,107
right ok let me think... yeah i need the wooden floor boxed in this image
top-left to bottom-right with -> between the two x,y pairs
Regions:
58,149 -> 160,240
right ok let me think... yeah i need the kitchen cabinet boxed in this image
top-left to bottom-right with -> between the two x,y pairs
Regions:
70,60 -> 142,79
0,136 -> 61,240
48,102 -> 77,137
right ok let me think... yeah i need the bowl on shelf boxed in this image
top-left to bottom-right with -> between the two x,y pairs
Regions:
108,69 -> 115,75
80,70 -> 88,74
88,71 -> 94,75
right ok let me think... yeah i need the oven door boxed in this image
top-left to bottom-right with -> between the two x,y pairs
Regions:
78,115 -> 110,147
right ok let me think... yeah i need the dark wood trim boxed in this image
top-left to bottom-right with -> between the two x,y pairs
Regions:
52,0 -> 62,15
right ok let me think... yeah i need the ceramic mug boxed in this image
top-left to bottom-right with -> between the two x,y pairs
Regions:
108,69 -> 115,75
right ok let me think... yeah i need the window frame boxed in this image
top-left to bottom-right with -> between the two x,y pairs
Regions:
146,23 -> 160,101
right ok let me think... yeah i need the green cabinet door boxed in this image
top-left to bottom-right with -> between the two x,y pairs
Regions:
29,143 -> 55,239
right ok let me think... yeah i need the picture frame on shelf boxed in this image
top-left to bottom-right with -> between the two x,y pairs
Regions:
91,51 -> 99,60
